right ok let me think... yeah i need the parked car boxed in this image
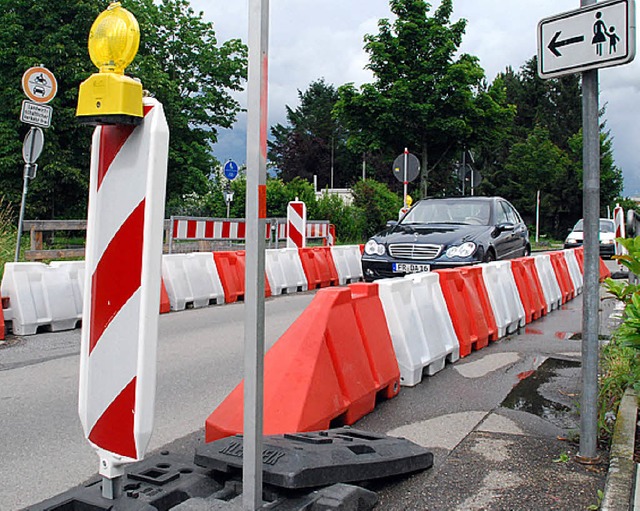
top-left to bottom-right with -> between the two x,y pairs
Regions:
563,218 -> 616,258
361,196 -> 531,281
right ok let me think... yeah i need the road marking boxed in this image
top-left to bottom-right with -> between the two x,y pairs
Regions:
454,352 -> 520,379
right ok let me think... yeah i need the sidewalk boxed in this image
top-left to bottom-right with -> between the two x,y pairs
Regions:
354,291 -> 610,510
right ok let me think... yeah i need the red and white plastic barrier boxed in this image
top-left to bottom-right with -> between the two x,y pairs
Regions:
265,247 -> 308,295
481,261 -> 526,337
0,262 -> 82,335
162,253 -> 225,310
206,249 -> 594,440
534,254 -> 563,313
78,98 -> 169,481
330,245 -> 363,285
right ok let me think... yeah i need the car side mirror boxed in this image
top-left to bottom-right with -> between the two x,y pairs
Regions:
386,220 -> 398,228
496,222 -> 515,232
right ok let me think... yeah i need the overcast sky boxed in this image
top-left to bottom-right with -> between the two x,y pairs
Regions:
191,0 -> 640,197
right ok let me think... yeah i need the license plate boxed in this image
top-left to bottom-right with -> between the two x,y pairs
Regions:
392,263 -> 430,274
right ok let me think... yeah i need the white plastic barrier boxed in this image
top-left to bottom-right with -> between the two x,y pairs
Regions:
49,261 -> 86,319
406,272 -> 460,366
162,253 -> 225,311
330,245 -> 363,286
1,262 -> 83,335
265,248 -> 308,295
482,261 -> 526,338
534,254 -> 563,313
377,277 -> 445,387
563,249 -> 583,295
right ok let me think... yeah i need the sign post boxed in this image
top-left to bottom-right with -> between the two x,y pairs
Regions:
15,66 -> 57,261
392,149 -> 420,208
538,0 -> 635,463
244,0 -> 269,508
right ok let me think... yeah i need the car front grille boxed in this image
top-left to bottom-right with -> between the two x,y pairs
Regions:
388,243 -> 442,260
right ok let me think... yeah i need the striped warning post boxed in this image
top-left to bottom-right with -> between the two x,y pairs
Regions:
78,98 -> 169,479
287,201 -> 306,248
171,217 -> 271,242
614,204 -> 627,257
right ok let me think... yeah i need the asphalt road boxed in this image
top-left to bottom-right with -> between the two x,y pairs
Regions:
0,292 -> 315,510
0,258 -> 623,510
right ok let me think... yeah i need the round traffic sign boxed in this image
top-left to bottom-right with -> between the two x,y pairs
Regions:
392,152 -> 420,183
22,127 -> 45,164
22,67 -> 57,104
224,160 -> 239,180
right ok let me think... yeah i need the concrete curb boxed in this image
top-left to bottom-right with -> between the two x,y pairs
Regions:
602,388 -> 637,511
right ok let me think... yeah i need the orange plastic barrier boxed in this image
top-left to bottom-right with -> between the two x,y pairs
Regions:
599,257 -> 611,281
574,247 -> 584,273
159,279 -> 171,314
213,250 -> 271,303
298,246 -> 339,289
572,247 -> 609,281
205,285 -> 399,442
359,244 -> 364,255
463,266 -> 498,342
0,296 -> 7,340
511,257 -> 547,323
349,282 -> 401,400
435,268 -> 492,357
549,252 -> 574,303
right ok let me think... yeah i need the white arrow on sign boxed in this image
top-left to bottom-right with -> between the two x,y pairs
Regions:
538,0 -> 636,78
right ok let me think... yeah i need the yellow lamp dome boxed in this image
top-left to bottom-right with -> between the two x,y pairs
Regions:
88,2 -> 140,74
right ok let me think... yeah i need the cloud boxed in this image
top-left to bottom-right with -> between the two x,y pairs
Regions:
193,0 -> 640,196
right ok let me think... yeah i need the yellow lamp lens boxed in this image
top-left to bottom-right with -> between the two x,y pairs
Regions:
88,2 -> 140,74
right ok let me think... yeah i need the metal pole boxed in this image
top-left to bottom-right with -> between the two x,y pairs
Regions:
536,190 -> 540,244
14,167 -> 30,262
461,151 -> 466,196
244,0 -> 268,507
330,136 -> 334,189
362,152 -> 366,181
579,42 -> 600,462
403,147 -> 408,208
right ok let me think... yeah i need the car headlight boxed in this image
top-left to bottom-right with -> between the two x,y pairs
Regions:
446,242 -> 476,258
364,239 -> 386,256
601,238 -> 614,245
565,237 -> 577,244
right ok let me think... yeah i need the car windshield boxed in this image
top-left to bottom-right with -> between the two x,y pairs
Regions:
572,219 -> 615,233
402,200 -> 491,226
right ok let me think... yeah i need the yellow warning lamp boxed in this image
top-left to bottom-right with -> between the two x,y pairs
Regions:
76,2 -> 143,125
406,194 -> 413,207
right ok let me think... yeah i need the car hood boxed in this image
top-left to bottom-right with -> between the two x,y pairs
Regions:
566,231 -> 615,242
374,223 -> 490,246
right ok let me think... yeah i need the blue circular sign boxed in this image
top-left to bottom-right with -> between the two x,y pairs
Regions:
224,160 -> 239,180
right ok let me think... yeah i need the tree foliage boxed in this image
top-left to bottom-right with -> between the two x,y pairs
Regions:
269,79 -> 361,189
0,0 -> 246,220
335,0 -> 512,197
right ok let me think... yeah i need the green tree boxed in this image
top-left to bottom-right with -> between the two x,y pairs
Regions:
269,79 -> 360,189
351,179 -> 402,237
335,0 -> 511,197
0,0 -> 246,220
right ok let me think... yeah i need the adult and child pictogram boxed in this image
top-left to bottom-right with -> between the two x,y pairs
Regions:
592,11 -> 620,56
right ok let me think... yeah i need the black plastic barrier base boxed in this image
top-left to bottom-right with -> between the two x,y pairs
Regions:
27,452 -> 221,511
195,427 -> 433,490
27,428 -> 431,510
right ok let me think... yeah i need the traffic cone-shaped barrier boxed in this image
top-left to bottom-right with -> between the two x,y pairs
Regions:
205,285 -> 397,442
599,256 -> 611,281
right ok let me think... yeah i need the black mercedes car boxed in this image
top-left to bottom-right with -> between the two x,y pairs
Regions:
362,196 -> 531,281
